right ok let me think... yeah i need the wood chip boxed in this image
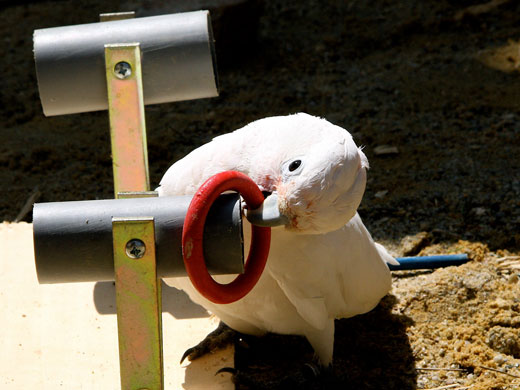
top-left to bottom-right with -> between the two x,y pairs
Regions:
454,0 -> 511,21
416,367 -> 468,372
421,384 -> 469,390
497,256 -> 520,262
497,261 -> 520,270
479,365 -> 520,378
14,187 -> 40,222
373,145 -> 399,155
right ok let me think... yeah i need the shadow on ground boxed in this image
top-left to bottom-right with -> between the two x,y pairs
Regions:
93,280 -> 209,319
233,294 -> 416,390
93,281 -> 416,388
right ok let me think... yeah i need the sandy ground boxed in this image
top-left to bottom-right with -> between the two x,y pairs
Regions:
0,222 -> 235,389
1,0 -> 520,389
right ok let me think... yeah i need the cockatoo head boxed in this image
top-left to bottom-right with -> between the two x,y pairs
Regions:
245,113 -> 368,234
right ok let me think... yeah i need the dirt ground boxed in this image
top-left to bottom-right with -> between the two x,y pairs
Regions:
1,0 -> 520,389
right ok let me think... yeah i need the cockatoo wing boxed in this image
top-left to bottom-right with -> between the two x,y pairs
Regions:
157,131 -> 247,196
266,256 -> 329,330
265,213 -> 394,325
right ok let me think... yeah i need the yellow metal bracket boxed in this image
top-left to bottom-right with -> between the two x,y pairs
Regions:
105,43 -> 150,197
112,217 -> 163,390
105,43 -> 163,389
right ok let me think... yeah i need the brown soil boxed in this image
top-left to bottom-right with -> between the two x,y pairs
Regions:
1,1 -> 519,389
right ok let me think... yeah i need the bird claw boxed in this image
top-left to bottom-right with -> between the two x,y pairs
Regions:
180,347 -> 196,364
303,362 -> 322,378
215,367 -> 237,376
179,321 -> 236,364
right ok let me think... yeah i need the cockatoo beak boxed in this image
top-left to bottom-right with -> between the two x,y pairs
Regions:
244,192 -> 289,227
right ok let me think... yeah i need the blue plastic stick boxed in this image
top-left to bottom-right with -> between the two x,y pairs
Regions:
389,254 -> 469,271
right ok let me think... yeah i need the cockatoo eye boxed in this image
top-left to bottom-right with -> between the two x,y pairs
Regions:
282,157 -> 305,177
288,160 -> 302,172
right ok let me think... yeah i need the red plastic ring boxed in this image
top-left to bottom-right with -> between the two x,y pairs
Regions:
182,171 -> 271,304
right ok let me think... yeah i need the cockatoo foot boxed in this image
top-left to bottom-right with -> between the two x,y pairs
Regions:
303,360 -> 333,379
303,361 -> 321,378
222,361 -> 336,387
180,321 -> 237,364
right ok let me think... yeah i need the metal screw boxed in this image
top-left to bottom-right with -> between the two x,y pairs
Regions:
125,239 -> 145,259
114,61 -> 132,79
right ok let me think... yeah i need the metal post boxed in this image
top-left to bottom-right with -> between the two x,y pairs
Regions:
32,11 -> 219,389
112,217 -> 163,390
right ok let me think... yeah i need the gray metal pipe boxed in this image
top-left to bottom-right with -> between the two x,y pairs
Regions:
33,194 -> 243,284
33,11 -> 218,116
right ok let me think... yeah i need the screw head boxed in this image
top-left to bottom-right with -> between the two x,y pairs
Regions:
125,239 -> 145,259
114,61 -> 132,79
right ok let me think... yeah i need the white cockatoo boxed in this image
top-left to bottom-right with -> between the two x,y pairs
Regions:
158,113 -> 397,366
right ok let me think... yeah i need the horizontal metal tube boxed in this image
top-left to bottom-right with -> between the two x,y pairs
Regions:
33,194 -> 243,283
33,11 -> 218,116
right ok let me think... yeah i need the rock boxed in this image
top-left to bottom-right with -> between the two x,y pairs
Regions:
471,207 -> 487,216
488,298 -> 510,309
399,231 -> 431,256
375,190 -> 388,199
493,354 -> 507,364
487,326 -> 520,357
